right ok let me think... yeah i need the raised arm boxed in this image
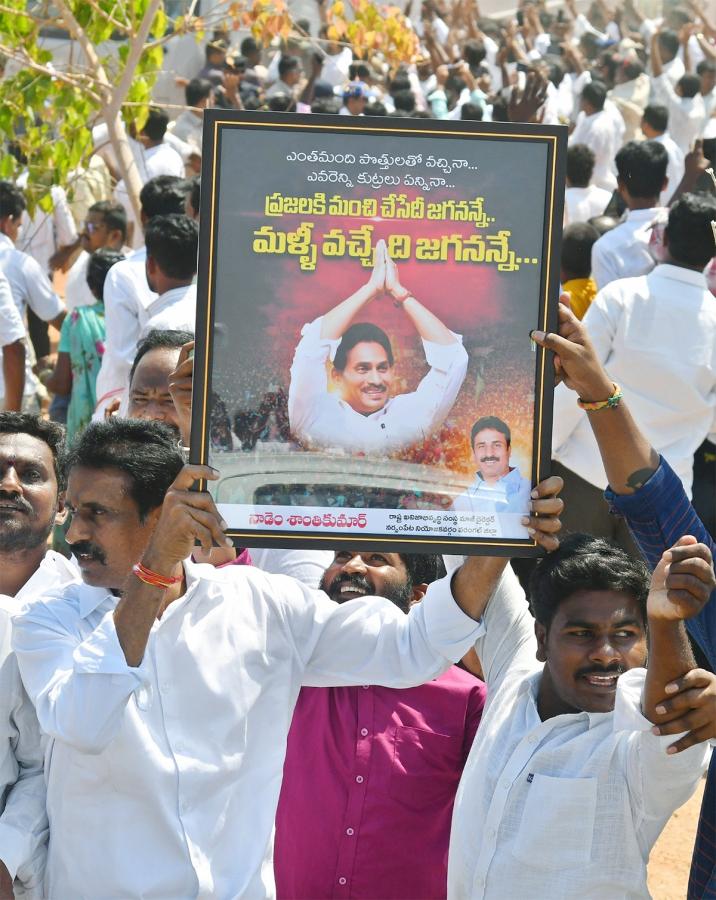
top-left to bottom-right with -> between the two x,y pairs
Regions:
650,30 -> 664,78
320,239 -> 387,339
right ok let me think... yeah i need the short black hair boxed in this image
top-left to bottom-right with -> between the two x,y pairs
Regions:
697,59 -> 716,76
461,102 -> 484,121
268,94 -> 296,112
333,323 -> 394,372
140,176 -> 190,220
393,89 -> 416,113
185,77 -> 214,107
0,181 -> 25,219
470,415 -> 511,447
65,418 -> 184,521
87,248 -> 125,301
642,103 -> 668,133
188,176 -> 200,217
0,412 -> 65,489
561,223 -> 600,278
566,144 -> 595,187
144,213 -> 198,280
400,553 -> 446,587
581,80 -> 607,111
615,140 -> 668,198
130,328 -> 194,386
658,29 -> 680,59
528,533 -> 650,629
678,73 -> 701,98
621,58 -> 644,81
278,55 -> 301,79
665,192 -> 716,269
349,62 -> 371,80
141,107 -> 170,142
88,200 -> 127,241
312,97 -> 343,114
240,36 -> 260,57
463,38 -> 486,67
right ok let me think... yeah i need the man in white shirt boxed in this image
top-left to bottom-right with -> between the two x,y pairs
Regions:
63,201 -> 127,313
168,78 -> 212,156
11,417 -> 523,899
648,28 -> 686,103
553,193 -> 716,542
563,144 -> 612,227
0,274 -> 26,412
94,176 -> 189,417
141,214 -> 197,338
288,240 -> 467,455
446,532 -> 715,898
591,141 -> 668,290
569,80 -> 624,191
0,413 -> 80,896
266,55 -> 304,100
641,104 -> 685,207
697,58 -> 716,118
339,81 -> 369,116
0,182 -> 65,411
651,32 -> 706,154
452,416 -> 531,524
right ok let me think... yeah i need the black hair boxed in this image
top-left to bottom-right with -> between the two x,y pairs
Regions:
333,323 -> 394,372
393,89 -> 416,113
666,192 -> 716,269
588,214 -> 619,236
697,59 -> 716,76
461,102 -> 484,121
642,103 -> 668,133
566,144 -> 595,187
581,80 -> 607,111
470,415 -> 511,447
86,248 -> 125,301
463,39 -> 486,68
0,181 -> 25,219
240,36 -> 260,57
130,328 -> 194,387
144,213 -> 198,281
678,73 -> 701,98
615,140 -> 668,199
65,418 -> 184,521
366,101 -> 387,116
561,223 -> 600,279
88,200 -> 127,242
349,62 -> 371,80
621,58 -> 644,80
389,73 -> 412,95
189,176 -> 200,217
400,553 -> 446,587
141,107 -> 170,142
268,94 -> 296,112
311,97 -> 343,114
278,55 -> 301,79
0,412 -> 65,488
185,77 -> 214,107
658,29 -> 680,60
528,533 -> 650,629
140,176 -> 190,220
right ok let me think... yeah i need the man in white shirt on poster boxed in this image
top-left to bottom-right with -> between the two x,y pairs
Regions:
11,417 -> 559,898
288,240 -> 468,455
0,413 -> 79,897
590,141 -> 668,290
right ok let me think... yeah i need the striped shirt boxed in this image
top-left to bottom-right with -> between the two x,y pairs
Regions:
606,458 -> 716,899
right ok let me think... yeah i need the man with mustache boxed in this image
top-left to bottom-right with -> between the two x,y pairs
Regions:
288,239 -> 468,455
274,550 -> 485,899
0,413 -> 78,897
452,415 -> 532,520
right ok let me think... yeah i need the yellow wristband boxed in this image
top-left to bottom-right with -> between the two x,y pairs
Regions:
577,382 -> 623,411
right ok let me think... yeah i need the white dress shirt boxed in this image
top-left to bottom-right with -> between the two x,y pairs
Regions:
16,183 -> 77,277
288,315 -> 468,455
94,247 -> 155,415
12,560 -> 481,899
452,467 -> 531,515
447,568 -> 710,899
0,272 -> 26,349
563,185 -> 612,227
0,234 -> 63,400
552,263 -> 716,496
0,551 -> 78,894
63,251 -> 95,312
653,74 -> 706,154
569,109 -> 624,191
250,548 -> 333,589
168,112 -> 203,155
651,133 -> 685,206
590,207 -> 663,290
140,283 -> 197,338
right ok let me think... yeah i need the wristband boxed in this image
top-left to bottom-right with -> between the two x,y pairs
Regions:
132,561 -> 183,589
577,382 -> 623,411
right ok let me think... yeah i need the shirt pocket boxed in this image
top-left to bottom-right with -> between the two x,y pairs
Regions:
389,725 -> 463,811
512,773 -> 597,870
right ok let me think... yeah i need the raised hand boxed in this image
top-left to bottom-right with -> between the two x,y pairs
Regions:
521,474 -> 564,552
168,340 -> 194,447
651,669 -> 716,753
365,238 -> 387,298
647,536 -> 715,622
384,246 -> 411,302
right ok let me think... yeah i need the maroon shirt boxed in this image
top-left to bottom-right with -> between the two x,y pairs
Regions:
275,667 -> 486,899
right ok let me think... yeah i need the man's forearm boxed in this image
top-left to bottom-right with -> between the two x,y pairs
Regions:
451,556 -> 509,620
586,400 -> 659,494
402,296 -> 456,344
643,618 -> 696,723
320,284 -> 374,339
2,341 -> 25,411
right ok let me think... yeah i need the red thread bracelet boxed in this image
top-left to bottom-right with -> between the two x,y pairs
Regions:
132,561 -> 183,589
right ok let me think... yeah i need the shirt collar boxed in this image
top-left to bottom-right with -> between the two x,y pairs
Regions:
0,234 -> 13,251
651,262 -> 707,288
518,669 -> 611,730
625,207 -> 662,223
474,467 -> 520,486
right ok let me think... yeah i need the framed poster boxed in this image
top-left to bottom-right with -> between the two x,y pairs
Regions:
191,109 -> 565,556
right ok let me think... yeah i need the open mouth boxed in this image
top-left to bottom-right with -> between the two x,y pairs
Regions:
338,584 -> 367,598
581,672 -> 621,689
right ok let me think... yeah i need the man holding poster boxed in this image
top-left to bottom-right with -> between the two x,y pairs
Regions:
288,239 -> 468,455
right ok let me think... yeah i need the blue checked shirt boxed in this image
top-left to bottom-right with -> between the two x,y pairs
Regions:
607,458 -> 716,899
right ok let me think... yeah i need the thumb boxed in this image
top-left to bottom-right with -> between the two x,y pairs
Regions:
673,534 -> 698,547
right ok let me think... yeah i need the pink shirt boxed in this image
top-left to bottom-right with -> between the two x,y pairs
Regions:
275,667 -> 485,899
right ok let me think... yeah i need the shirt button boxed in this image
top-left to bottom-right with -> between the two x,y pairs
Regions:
360,728 -> 369,737
355,775 -> 364,784
346,827 -> 354,836
338,877 -> 347,886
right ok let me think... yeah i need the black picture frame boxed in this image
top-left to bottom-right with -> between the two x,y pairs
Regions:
191,109 -> 566,557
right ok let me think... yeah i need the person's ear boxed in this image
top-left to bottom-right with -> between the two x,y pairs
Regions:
661,175 -> 669,192
108,228 -> 123,248
54,492 -> 67,526
408,582 -> 429,606
535,620 -> 548,662
330,366 -> 342,384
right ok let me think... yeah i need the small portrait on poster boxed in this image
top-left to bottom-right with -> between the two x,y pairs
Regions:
191,111 -> 564,556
